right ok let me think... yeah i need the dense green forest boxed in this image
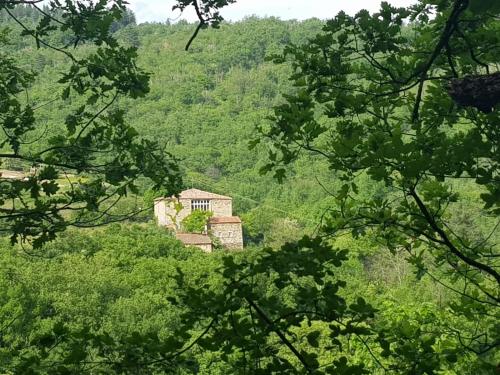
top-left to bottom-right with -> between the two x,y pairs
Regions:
0,1 -> 499,374
3,9 -> 343,244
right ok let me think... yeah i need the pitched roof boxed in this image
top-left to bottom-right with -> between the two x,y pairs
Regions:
155,188 -> 232,202
209,216 -> 242,224
179,189 -> 232,200
176,233 -> 212,245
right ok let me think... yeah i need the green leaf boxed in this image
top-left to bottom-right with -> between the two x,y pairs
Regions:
306,331 -> 320,348
469,0 -> 500,14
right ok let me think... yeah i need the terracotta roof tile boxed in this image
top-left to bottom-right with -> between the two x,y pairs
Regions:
209,216 -> 242,224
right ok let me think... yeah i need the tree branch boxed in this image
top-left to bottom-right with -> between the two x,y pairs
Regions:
245,297 -> 313,373
409,188 -> 500,286
185,0 -> 205,51
412,0 -> 469,122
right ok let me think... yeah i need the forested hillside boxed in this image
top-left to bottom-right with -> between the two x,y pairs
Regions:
0,2 -> 498,374
4,11 -> 336,245
119,17 -> 332,243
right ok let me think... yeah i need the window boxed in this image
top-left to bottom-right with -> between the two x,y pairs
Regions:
191,199 -> 210,211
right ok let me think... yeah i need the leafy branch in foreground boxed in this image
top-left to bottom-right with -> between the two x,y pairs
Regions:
173,0 -> 237,50
6,228 -> 492,374
256,0 -> 499,357
0,1 -> 185,246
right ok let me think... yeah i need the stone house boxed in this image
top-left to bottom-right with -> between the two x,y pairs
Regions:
154,188 -> 243,251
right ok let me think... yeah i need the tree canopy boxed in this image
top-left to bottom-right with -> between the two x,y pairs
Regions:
0,0 -> 242,247
0,0 -> 498,374
256,0 -> 500,367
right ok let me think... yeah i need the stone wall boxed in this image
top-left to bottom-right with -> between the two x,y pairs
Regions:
154,200 -> 168,226
211,199 -> 232,217
155,195 -> 243,250
155,198 -> 191,229
209,222 -> 243,250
